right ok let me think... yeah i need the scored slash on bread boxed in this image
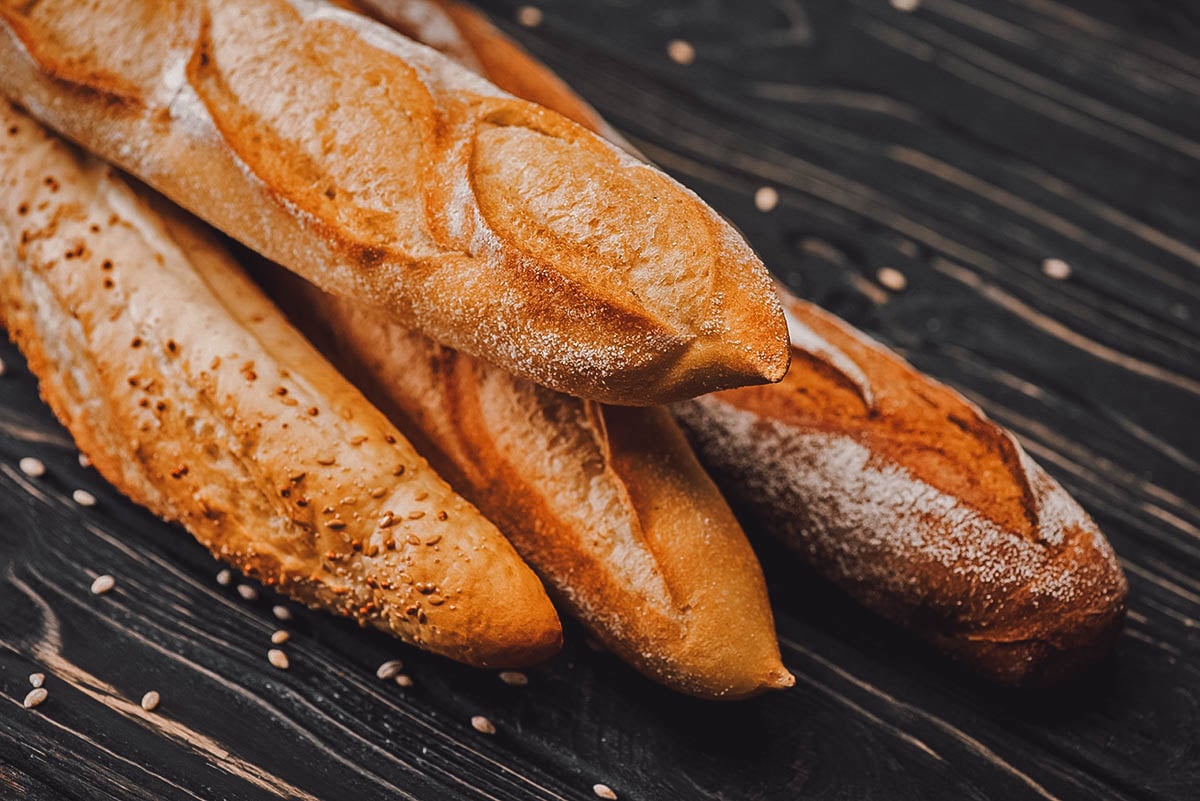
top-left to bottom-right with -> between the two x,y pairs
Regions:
0,101 -> 562,668
0,0 -> 790,406
673,287 -> 1128,685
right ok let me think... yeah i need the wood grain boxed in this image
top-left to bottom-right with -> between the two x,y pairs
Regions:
2,0 -> 1198,798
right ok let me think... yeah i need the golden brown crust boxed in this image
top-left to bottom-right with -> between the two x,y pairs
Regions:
0,0 -> 788,405
673,287 -> 1128,685
0,101 -> 561,668
258,260 -> 792,699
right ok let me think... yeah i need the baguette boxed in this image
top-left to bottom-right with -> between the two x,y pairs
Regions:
254,0 -> 793,699
673,286 -> 1128,685
377,4 -> 1128,684
0,0 -> 789,405
0,100 -> 561,669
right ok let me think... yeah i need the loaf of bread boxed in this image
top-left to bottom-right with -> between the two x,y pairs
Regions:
0,0 -> 789,405
674,286 -> 1128,685
246,0 -> 793,699
0,100 -> 562,668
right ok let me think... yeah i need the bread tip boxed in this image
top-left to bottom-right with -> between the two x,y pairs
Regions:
766,666 -> 796,690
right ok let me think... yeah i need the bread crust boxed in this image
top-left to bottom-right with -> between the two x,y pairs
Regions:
0,0 -> 789,405
674,287 -> 1128,685
0,101 -> 561,668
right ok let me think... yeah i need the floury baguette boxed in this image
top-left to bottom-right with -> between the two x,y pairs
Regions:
254,0 -> 794,699
0,101 -> 561,668
355,0 -> 1127,685
0,0 -> 789,405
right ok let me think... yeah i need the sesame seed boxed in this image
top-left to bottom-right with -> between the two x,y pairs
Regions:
1042,257 -> 1072,280
0,357 -> 6,376
516,5 -> 542,27
470,715 -> 495,735
272,605 -> 292,621
593,784 -> 618,800
23,687 -> 47,709
394,674 -> 414,687
271,630 -> 290,645
19,457 -> 46,478
90,574 -> 115,595
876,267 -> 908,292
376,659 -> 404,680
754,186 -> 779,212
216,569 -> 232,586
667,39 -> 696,65
140,690 -> 160,711
72,489 -> 97,507
498,671 -> 528,686
29,673 -> 44,688
78,453 -> 91,468
236,584 -> 258,601
890,0 -> 920,11
267,649 -> 289,670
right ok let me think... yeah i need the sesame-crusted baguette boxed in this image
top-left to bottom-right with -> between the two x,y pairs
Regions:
0,102 -> 561,669
0,0 -> 789,406
673,286 -> 1128,685
262,270 -> 794,699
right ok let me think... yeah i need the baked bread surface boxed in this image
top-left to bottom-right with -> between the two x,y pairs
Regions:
673,286 -> 1128,684
0,101 -> 561,668
0,0 -> 789,405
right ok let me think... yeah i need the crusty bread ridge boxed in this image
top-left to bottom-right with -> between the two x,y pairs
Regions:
673,286 -> 1128,685
0,0 -> 789,405
0,100 -> 561,668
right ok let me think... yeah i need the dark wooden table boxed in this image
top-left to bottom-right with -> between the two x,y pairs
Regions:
3,1 -> 1198,798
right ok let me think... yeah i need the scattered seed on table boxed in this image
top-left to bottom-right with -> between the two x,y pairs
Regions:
29,673 -> 44,688
72,489 -> 97,507
667,39 -> 695,65
90,574 -> 115,595
236,584 -> 258,601
395,674 -> 414,688
876,267 -> 908,292
890,0 -> 921,11
376,659 -> 404,680
471,715 -> 496,735
498,671 -> 528,687
216,569 -> 232,586
23,688 -> 47,709
593,784 -> 618,800
271,630 -> 290,645
272,605 -> 292,621
141,691 -> 160,711
268,649 -> 289,670
1042,258 -> 1072,280
516,5 -> 542,27
754,186 -> 779,213
0,357 -> 6,376
78,453 -> 91,468
19,457 -> 45,478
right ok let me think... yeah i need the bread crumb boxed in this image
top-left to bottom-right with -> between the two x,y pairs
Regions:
470,715 -> 496,734
1042,258 -> 1072,280
667,39 -> 696,65
516,5 -> 543,27
876,267 -> 908,292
